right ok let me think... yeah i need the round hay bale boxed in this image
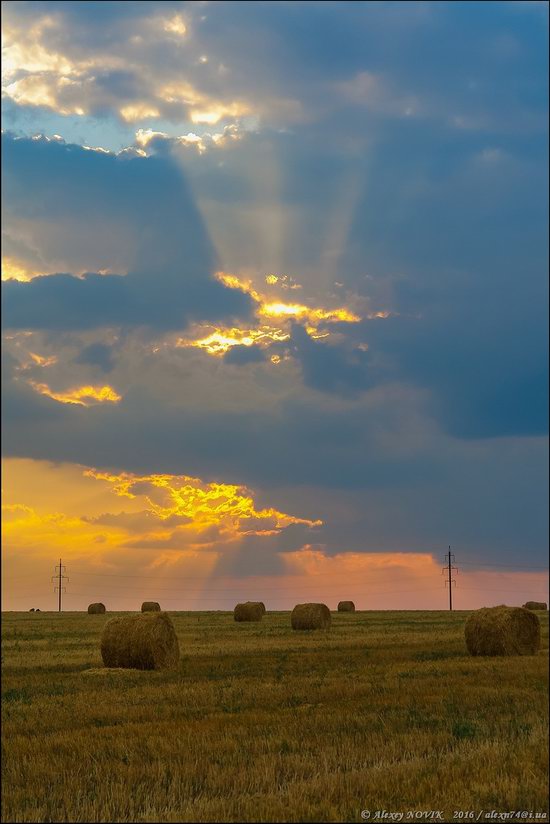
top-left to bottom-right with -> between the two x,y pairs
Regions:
29,608 -> 35,612
291,603 -> 331,630
100,612 -> 179,670
88,602 -> 106,614
35,608 -> 40,612
141,601 -> 161,612
234,602 -> 264,622
337,601 -> 355,612
523,601 -> 547,611
465,605 -> 541,657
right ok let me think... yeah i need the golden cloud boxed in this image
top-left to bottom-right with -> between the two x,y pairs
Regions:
1,257 -> 38,282
27,381 -> 122,406
85,468 -> 322,533
176,325 -> 289,355
174,271 -> 362,356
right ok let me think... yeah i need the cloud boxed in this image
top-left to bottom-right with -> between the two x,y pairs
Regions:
1,133 -> 253,331
1,0 -> 548,579
75,342 -> 116,373
223,344 -> 266,366
3,0 -> 547,148
288,322 -> 373,396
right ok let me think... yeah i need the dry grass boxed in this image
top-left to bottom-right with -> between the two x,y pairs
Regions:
1,610 -> 548,823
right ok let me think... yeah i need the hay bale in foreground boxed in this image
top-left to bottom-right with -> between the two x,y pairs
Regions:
337,601 -> 355,612
141,601 -> 161,612
523,601 -> 547,611
465,605 -> 540,657
88,602 -> 106,614
101,612 -> 179,670
291,603 -> 331,630
234,602 -> 264,622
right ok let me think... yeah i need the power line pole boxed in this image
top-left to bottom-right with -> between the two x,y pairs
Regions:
442,547 -> 458,610
51,559 -> 69,612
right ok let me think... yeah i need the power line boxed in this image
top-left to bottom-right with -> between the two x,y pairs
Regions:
457,586 -> 549,594
55,577 -> 442,594
68,569 -> 441,581
61,585 -> 445,602
459,560 -> 548,570
58,583 -> 446,598
4,559 -> 547,584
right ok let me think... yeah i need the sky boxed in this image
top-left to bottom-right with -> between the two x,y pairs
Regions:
2,0 -> 548,612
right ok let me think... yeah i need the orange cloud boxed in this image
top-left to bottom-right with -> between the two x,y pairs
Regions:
1,502 -> 119,553
28,352 -> 58,367
84,468 -> 322,533
26,381 -> 122,406
176,325 -> 290,355
1,256 -> 38,282
2,459 -> 548,613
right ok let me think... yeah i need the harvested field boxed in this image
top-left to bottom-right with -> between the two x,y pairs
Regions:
1,610 -> 548,823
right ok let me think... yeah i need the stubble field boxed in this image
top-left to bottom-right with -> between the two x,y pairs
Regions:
1,609 -> 548,823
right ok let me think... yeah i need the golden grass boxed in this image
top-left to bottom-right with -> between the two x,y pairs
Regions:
1,610 -> 548,823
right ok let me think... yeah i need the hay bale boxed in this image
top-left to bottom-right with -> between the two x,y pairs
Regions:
465,605 -> 541,657
523,601 -> 547,611
141,601 -> 161,612
291,603 -> 331,630
337,601 -> 355,612
88,602 -> 106,614
234,602 -> 264,622
100,612 -> 179,670
35,608 -> 40,612
29,608 -> 35,612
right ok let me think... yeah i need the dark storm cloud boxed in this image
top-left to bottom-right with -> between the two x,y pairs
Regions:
75,343 -> 116,373
1,134 -> 253,331
360,310 -> 549,440
223,345 -> 266,366
289,323 -> 373,396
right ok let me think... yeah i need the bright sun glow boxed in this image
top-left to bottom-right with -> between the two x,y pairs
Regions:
163,14 -> 187,36
174,271 -> 362,356
27,382 -> 122,406
176,326 -> 290,355
1,257 -> 37,282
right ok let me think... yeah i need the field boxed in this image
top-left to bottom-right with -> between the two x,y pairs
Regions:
2,610 -> 548,823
